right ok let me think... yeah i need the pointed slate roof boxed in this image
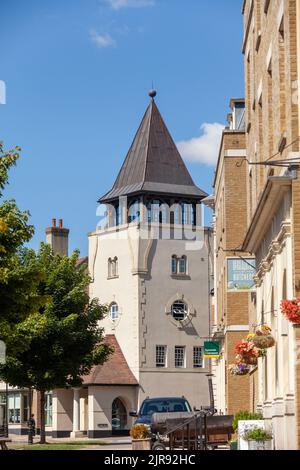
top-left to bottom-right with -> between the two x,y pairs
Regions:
99,97 -> 207,203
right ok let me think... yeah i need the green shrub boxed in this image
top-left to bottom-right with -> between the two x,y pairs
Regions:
244,427 -> 272,441
233,410 -> 263,432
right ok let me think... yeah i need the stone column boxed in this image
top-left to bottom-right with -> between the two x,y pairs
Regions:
71,388 -> 81,438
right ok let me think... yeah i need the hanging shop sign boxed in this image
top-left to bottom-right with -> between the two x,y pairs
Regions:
204,341 -> 220,359
227,258 -> 256,291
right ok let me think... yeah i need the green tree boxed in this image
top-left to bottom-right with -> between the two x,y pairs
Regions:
0,142 -> 44,352
0,244 -> 112,443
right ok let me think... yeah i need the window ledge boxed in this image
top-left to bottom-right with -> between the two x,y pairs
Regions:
171,274 -> 191,280
107,276 -> 119,280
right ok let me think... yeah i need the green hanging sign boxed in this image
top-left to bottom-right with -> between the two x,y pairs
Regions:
204,341 -> 220,359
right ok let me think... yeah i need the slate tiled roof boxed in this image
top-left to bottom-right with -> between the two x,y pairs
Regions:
99,99 -> 207,203
82,335 -> 138,386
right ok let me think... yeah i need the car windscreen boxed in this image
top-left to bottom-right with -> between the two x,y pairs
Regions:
140,399 -> 191,416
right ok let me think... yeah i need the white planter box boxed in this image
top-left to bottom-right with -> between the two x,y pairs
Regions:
248,439 -> 273,451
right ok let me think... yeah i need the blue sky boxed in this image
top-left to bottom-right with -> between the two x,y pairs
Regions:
0,0 -> 244,256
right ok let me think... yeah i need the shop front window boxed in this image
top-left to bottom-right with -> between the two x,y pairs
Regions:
8,393 -> 21,424
45,392 -> 53,427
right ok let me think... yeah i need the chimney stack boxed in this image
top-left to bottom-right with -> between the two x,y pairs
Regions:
46,218 -> 69,256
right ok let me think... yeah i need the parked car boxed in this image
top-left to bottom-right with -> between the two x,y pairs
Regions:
130,397 -> 192,430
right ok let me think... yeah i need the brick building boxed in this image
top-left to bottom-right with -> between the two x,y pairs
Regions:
241,0 -> 300,450
210,99 -> 253,416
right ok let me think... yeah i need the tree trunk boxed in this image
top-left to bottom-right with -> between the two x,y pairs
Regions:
39,390 -> 46,444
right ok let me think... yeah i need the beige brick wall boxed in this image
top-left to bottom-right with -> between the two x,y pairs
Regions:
214,130 -> 251,414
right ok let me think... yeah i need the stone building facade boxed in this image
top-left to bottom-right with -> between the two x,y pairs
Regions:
240,0 -> 300,450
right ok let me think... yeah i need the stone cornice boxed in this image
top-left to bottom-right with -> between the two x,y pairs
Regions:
254,221 -> 291,286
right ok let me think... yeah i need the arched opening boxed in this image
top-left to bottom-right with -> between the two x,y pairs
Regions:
128,200 -> 140,223
147,199 -> 168,224
112,398 -> 127,433
109,302 -> 119,321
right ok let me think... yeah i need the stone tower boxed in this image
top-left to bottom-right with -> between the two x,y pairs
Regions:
88,93 -> 212,410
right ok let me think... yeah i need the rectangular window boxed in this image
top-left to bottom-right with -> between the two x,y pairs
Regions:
193,347 -> 204,368
8,393 -> 20,424
22,394 -> 29,423
45,392 -> 53,427
175,346 -> 185,368
156,346 -> 167,368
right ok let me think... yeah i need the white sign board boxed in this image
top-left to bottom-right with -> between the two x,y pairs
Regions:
238,420 -> 265,450
0,341 -> 6,365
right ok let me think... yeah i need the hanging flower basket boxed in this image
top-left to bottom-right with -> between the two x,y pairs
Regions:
228,362 -> 250,376
281,299 -> 300,324
252,335 -> 275,349
235,340 -> 259,357
242,355 -> 258,366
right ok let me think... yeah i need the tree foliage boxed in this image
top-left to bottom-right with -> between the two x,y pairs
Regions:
0,244 -> 112,442
0,142 -> 41,351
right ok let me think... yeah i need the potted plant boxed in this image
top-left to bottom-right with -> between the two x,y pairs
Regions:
232,411 -> 263,434
281,299 -> 300,324
228,362 -> 250,376
130,424 -> 152,450
249,326 -> 275,349
230,439 -> 238,450
235,340 -> 259,365
243,427 -> 273,450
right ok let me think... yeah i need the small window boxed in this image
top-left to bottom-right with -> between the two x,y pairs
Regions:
171,256 -> 187,275
108,257 -> 118,278
171,301 -> 188,322
179,256 -> 186,274
193,347 -> 204,368
171,256 -> 177,274
45,392 -> 53,426
128,201 -> 140,223
110,303 -> 119,321
156,346 -> 167,368
175,346 -> 185,368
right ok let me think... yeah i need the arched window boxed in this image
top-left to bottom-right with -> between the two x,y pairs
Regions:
173,202 -> 196,226
115,205 -> 121,226
171,256 -> 177,274
112,398 -> 127,431
147,200 -> 168,224
171,301 -> 188,322
108,258 -> 112,278
109,303 -> 119,321
128,200 -> 140,223
108,258 -> 118,278
171,256 -> 187,275
178,256 -> 187,274
112,257 -> 118,277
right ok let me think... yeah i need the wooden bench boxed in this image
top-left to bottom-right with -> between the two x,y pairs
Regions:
0,438 -> 12,450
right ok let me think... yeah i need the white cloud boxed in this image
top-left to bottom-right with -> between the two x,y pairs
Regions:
90,30 -> 116,48
106,0 -> 155,10
177,123 -> 225,166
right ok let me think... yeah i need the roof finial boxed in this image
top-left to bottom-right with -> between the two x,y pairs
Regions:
149,89 -> 157,99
